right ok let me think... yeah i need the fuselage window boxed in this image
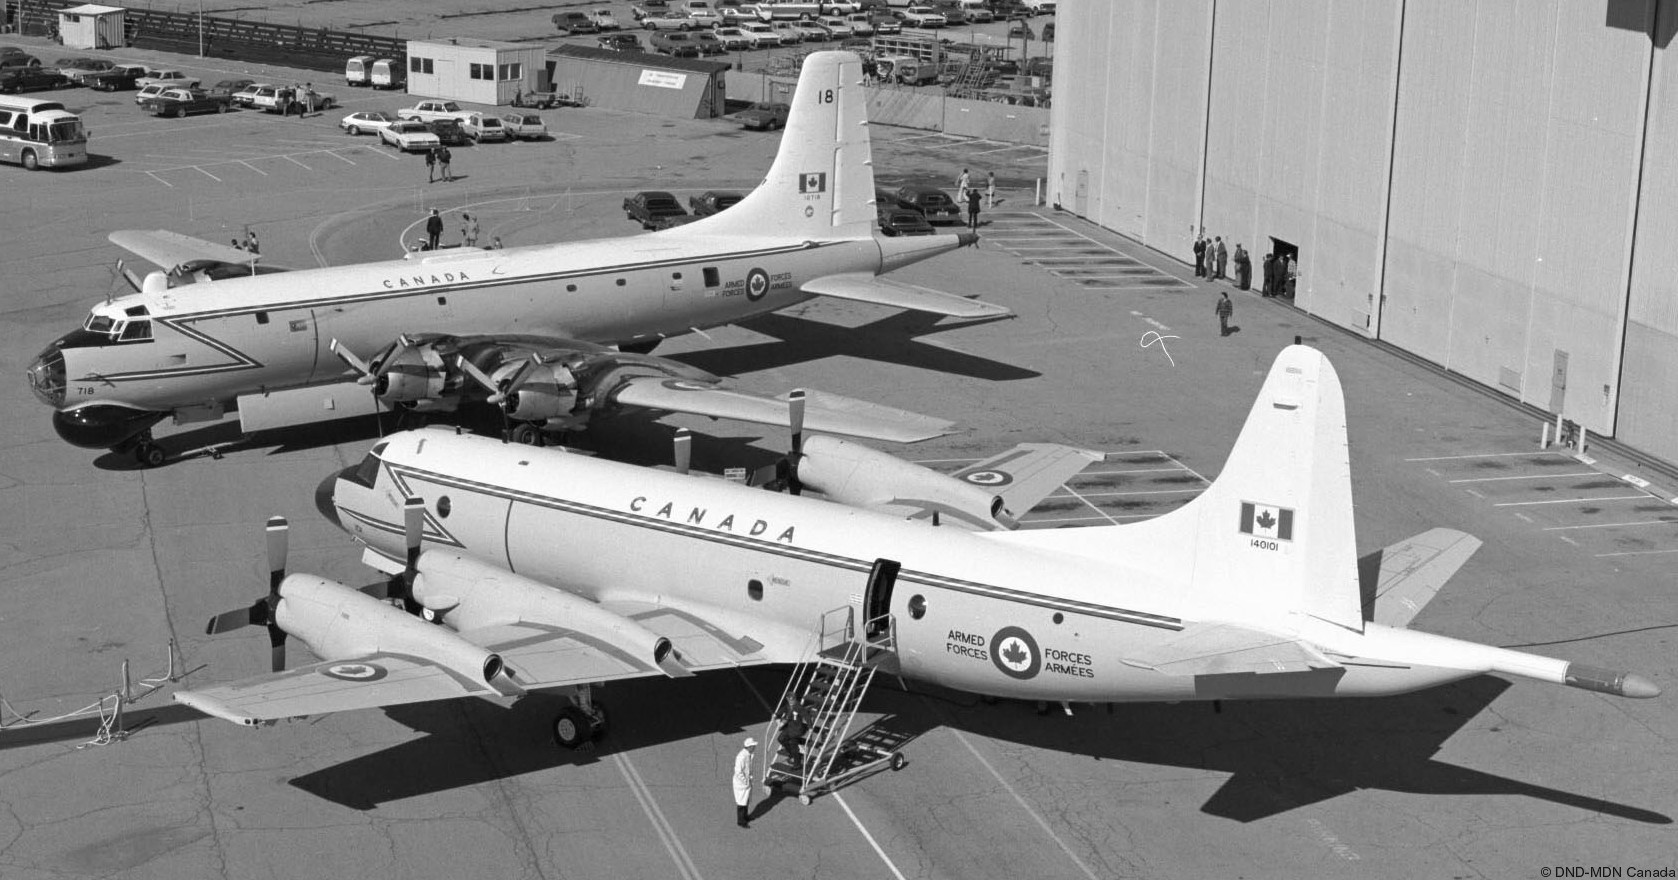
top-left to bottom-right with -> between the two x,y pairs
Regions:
908,594 -> 926,620
703,267 -> 720,287
566,284 -> 577,292
255,312 -> 270,325
615,278 -> 626,287
747,579 -> 764,601
436,496 -> 451,518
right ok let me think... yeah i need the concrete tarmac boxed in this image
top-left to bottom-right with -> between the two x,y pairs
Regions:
0,46 -> 1673,880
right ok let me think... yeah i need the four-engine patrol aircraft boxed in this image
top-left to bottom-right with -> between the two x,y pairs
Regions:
174,345 -> 1658,751
26,51 -> 1003,466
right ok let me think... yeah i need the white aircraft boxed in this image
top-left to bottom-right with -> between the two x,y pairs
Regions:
175,345 -> 1657,754
25,51 -> 1003,466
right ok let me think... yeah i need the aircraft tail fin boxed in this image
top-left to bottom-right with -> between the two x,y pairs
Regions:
690,51 -> 874,240
994,345 -> 1365,632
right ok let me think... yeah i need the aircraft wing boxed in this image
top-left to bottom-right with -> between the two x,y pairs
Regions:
1121,623 -> 1343,676
802,273 -> 1011,318
174,652 -> 517,726
1362,528 -> 1482,627
948,443 -> 1104,519
609,377 -> 958,443
108,229 -> 258,274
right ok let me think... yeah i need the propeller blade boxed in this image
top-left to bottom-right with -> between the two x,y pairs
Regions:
787,389 -> 806,496
400,497 -> 424,610
457,355 -> 499,394
673,428 -> 692,475
329,339 -> 374,380
205,598 -> 268,635
268,626 -> 287,673
265,516 -> 288,600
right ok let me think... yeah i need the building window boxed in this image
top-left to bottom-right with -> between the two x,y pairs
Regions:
500,62 -> 521,81
410,57 -> 434,75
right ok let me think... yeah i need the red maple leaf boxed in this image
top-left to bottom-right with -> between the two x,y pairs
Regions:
1256,509 -> 1276,530
1002,640 -> 1028,666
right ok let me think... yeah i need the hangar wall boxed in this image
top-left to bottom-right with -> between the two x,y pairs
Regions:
1050,0 -> 1678,465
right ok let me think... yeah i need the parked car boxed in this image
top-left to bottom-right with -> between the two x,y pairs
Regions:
140,87 -> 231,117
737,21 -> 786,47
642,12 -> 696,30
691,32 -> 728,55
590,8 -> 622,29
462,112 -> 509,142
425,118 -> 470,146
731,101 -> 788,130
86,64 -> 146,91
370,57 -> 404,90
53,57 -> 112,84
710,27 -> 755,50
345,55 -> 374,86
630,0 -> 670,20
229,82 -> 267,107
788,19 -> 832,40
769,20 -> 806,42
553,11 -> 598,33
684,7 -> 723,27
378,120 -> 441,152
898,6 -> 947,27
136,69 -> 199,90
498,112 -> 547,140
0,67 -> 69,93
893,184 -> 962,224
650,30 -> 702,56
207,78 -> 255,99
877,204 -> 935,237
598,33 -> 645,51
689,190 -> 744,217
339,110 -> 398,135
868,11 -> 901,33
134,83 -> 169,105
817,15 -> 855,37
398,99 -> 473,123
844,12 -> 875,34
623,191 -> 688,229
0,53 -> 40,71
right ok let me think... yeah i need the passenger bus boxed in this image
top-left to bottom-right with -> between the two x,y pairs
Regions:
0,97 -> 89,169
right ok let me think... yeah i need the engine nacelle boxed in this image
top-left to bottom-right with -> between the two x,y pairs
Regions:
273,573 -> 505,685
497,362 -> 579,423
376,345 -> 449,404
410,551 -> 683,675
796,435 -> 1015,530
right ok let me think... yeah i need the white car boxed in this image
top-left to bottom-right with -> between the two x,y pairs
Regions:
710,27 -> 755,50
816,16 -> 854,38
499,112 -> 547,140
136,69 -> 199,90
685,7 -> 722,27
589,7 -> 620,29
462,113 -> 508,143
378,120 -> 442,152
339,110 -> 398,135
899,6 -> 947,27
737,21 -> 786,47
843,13 -> 874,35
397,100 -> 474,123
133,83 -> 168,105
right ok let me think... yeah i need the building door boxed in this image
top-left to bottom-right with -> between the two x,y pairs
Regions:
1270,237 -> 1299,300
1074,169 -> 1088,216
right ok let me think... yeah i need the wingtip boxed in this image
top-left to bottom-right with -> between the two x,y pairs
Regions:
174,690 -> 265,726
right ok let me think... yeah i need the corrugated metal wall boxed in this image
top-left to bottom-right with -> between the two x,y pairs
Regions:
1052,0 -> 1678,464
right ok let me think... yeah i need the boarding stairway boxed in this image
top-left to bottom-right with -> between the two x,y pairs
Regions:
761,603 -> 904,805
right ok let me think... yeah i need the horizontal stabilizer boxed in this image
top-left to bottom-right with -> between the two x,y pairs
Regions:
950,443 -> 1102,521
610,376 -> 956,443
1363,528 -> 1482,627
109,229 -> 257,274
1122,623 -> 1342,676
803,273 -> 1011,318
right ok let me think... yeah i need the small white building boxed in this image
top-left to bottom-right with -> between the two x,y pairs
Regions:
57,4 -> 125,50
404,38 -> 544,105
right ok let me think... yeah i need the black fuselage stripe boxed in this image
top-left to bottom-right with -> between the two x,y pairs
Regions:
387,463 -> 1185,631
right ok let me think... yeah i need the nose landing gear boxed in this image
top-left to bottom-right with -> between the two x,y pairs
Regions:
114,430 -> 167,468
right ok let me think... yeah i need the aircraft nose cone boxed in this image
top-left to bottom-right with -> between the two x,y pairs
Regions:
315,470 -> 344,529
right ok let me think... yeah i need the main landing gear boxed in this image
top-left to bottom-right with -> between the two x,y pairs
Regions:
115,430 -> 167,468
551,684 -> 607,749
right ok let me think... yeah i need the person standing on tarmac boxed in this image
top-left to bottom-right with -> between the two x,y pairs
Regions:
1215,291 -> 1234,336
733,737 -> 758,828
425,208 -> 443,250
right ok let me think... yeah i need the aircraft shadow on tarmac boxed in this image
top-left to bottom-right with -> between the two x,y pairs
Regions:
671,311 -> 1036,382
905,675 -> 1671,825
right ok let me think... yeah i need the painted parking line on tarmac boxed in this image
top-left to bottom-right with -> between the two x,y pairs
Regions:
1447,472 -> 1599,483
1493,495 -> 1650,507
613,753 -> 705,880
945,729 -> 1104,880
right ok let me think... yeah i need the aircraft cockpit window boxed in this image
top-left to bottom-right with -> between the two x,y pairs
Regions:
83,314 -> 115,334
347,447 -> 384,488
116,320 -> 153,342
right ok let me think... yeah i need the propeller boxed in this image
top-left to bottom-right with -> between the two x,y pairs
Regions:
752,389 -> 807,495
392,496 -> 425,614
203,516 -> 290,673
330,337 -> 404,437
673,427 -> 691,475
458,353 -> 546,442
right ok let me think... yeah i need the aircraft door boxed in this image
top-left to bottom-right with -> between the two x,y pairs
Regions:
861,557 -> 898,644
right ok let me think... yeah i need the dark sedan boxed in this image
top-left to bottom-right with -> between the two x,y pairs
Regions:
624,191 -> 688,229
877,206 -> 935,237
689,190 -> 745,217
0,67 -> 69,94
893,184 -> 963,225
425,118 -> 471,146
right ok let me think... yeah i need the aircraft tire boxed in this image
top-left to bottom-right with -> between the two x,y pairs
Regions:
552,706 -> 591,748
134,442 -> 165,468
510,423 -> 542,446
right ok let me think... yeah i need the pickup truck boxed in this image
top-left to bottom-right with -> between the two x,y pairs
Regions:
730,101 -> 789,130
140,87 -> 232,117
398,100 -> 474,124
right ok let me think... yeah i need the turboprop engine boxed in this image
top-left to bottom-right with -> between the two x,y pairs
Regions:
408,551 -> 691,678
795,435 -> 1017,530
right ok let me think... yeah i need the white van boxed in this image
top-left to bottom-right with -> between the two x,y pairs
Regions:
344,55 -> 373,87
370,58 -> 404,91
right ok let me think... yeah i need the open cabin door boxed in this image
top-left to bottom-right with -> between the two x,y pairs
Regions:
862,558 -> 899,643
